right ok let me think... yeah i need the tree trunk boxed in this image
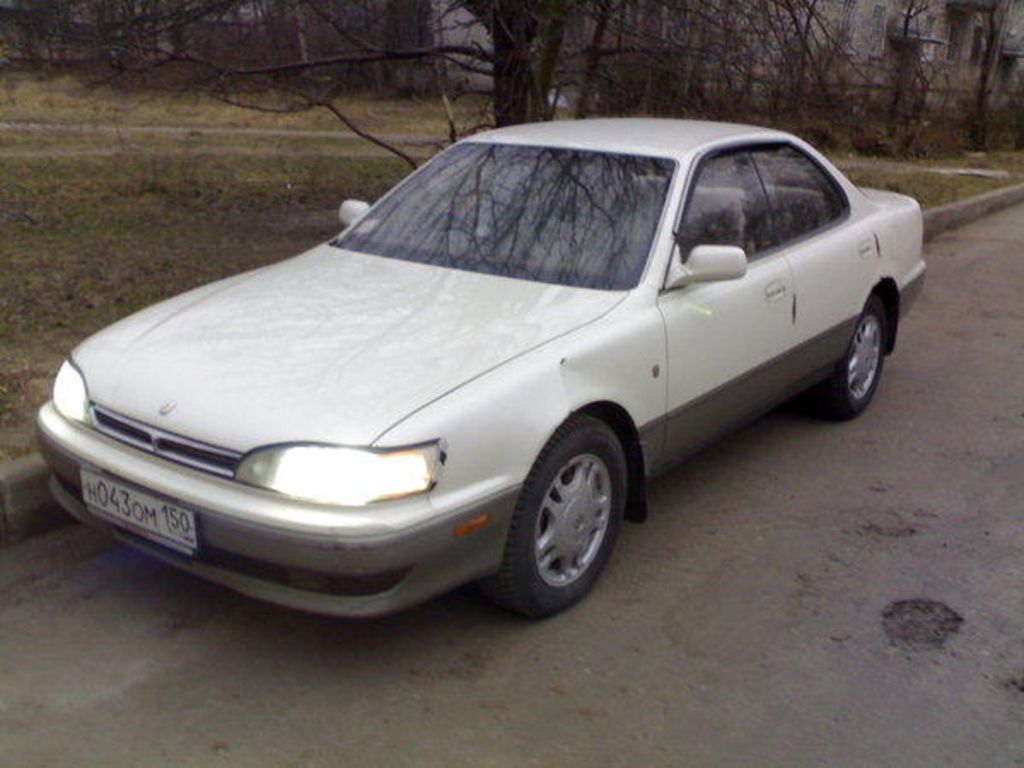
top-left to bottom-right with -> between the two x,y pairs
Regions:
491,1 -> 535,126
970,0 -> 1012,150
888,44 -> 913,132
575,6 -> 611,118
530,0 -> 570,120
1014,83 -> 1024,149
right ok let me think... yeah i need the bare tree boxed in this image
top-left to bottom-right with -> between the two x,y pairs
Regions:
886,1 -> 937,147
970,0 -> 1014,149
6,0 -> 1021,156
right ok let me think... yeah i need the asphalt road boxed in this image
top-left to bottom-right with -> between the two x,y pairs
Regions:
2,205 -> 1023,767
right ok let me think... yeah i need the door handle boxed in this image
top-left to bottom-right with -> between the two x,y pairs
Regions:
765,281 -> 788,302
858,239 -> 876,259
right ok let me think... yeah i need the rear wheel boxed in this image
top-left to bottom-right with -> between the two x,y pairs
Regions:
480,415 -> 627,619
809,294 -> 888,420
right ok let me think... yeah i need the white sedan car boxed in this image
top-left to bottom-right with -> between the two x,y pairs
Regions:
38,119 -> 925,618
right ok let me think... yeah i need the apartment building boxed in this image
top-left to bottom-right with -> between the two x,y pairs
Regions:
830,0 -> 1024,91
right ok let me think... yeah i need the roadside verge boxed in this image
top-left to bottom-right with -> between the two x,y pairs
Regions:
3,179 -> 1024,548
922,182 -> 1024,240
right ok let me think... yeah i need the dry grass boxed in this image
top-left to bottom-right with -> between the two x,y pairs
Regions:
845,169 -> 1016,209
885,150 -> 1024,177
1,71 -> 487,138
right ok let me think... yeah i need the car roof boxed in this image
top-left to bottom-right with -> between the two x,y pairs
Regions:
466,118 -> 794,158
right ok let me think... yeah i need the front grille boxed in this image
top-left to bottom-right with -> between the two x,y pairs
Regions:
91,405 -> 243,478
153,437 -> 241,475
94,409 -> 150,443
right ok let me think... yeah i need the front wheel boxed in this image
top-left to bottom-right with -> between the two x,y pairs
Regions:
480,415 -> 627,619
809,294 -> 888,420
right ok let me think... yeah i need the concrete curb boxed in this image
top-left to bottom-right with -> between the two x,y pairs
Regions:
0,453 -> 72,548
3,178 -> 1024,550
922,181 -> 1024,241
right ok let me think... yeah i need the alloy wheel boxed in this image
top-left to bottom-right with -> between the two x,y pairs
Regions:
848,314 -> 882,401
533,454 -> 612,587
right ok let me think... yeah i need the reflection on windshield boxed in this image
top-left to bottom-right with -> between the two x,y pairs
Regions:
334,143 -> 674,290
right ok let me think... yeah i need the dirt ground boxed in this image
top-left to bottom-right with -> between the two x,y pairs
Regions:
0,200 -> 1021,767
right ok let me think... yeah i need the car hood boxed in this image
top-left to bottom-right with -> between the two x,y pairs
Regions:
75,244 -> 624,451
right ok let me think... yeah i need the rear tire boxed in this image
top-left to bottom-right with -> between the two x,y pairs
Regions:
480,415 -> 627,619
809,294 -> 888,421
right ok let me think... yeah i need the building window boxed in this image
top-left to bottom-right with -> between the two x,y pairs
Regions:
840,0 -> 860,48
870,4 -> 887,55
947,16 -> 965,62
971,25 -> 985,63
923,16 -> 937,60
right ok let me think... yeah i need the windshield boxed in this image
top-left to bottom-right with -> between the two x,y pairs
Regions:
334,143 -> 675,290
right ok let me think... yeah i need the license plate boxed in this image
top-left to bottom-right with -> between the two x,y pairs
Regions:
80,469 -> 198,555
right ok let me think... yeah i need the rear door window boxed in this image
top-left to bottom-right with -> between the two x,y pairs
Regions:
752,146 -> 848,245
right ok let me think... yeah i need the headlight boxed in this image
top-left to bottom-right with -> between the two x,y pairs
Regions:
53,360 -> 90,423
235,442 -> 443,506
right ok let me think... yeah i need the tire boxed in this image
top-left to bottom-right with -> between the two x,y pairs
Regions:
480,414 -> 628,619
809,294 -> 888,421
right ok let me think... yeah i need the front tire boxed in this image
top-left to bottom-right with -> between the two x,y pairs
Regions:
480,415 -> 627,619
810,294 -> 888,421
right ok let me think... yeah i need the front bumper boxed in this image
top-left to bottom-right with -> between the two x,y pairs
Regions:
37,403 -> 518,617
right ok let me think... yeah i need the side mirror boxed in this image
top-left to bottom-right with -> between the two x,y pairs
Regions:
665,244 -> 748,290
339,199 -> 371,228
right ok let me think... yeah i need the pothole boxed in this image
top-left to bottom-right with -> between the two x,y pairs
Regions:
858,522 -> 918,539
881,599 -> 963,650
1003,676 -> 1024,694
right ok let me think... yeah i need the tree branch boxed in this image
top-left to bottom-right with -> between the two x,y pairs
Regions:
317,101 -> 420,169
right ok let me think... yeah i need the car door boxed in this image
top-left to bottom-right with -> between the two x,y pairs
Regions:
751,145 -> 878,378
655,149 -> 797,467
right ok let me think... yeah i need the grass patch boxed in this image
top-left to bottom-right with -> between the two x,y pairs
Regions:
886,150 -> 1024,176
0,150 -> 406,460
0,71 -> 486,138
845,169 -> 1015,209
